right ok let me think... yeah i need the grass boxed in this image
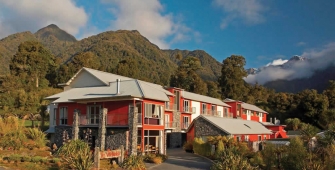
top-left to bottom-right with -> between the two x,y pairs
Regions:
22,120 -> 49,131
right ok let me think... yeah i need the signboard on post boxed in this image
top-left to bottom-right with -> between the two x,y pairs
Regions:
100,149 -> 122,159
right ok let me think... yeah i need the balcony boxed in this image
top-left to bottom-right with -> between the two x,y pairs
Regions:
79,114 -> 129,126
106,114 -> 128,126
164,122 -> 178,128
202,110 -> 221,117
183,106 -> 196,114
165,103 -> 176,111
181,122 -> 190,129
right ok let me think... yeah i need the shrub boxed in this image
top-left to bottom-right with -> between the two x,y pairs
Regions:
8,154 -> 21,162
211,147 -> 258,170
40,157 -> 48,164
183,140 -> 193,152
121,155 -> 146,170
22,155 -> 32,162
25,128 -> 48,148
152,157 -> 163,164
215,140 -> 224,158
193,137 -> 212,157
31,156 -> 42,163
51,157 -> 61,163
57,139 -> 93,170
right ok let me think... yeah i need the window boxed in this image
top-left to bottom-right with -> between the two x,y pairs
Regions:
182,116 -> 189,129
59,107 -> 68,125
264,135 -> 267,140
243,109 -> 247,114
211,105 -> 216,115
202,103 -> 207,114
145,104 -> 163,118
88,105 -> 100,124
224,108 -> 228,117
245,135 -> 249,142
236,136 -> 241,142
53,108 -> 57,125
183,100 -> 190,112
258,135 -> 262,141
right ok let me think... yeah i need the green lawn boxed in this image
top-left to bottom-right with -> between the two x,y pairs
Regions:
22,120 -> 50,131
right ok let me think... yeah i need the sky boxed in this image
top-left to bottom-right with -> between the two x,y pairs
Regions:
0,0 -> 335,70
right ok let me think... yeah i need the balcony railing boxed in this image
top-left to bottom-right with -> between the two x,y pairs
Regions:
202,110 -> 221,117
106,114 -> 128,126
165,103 -> 177,111
137,113 -> 142,125
181,122 -> 190,129
183,106 -> 196,114
165,122 -> 178,128
79,114 -> 129,126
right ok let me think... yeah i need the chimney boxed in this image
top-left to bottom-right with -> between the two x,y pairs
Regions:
270,117 -> 272,124
274,117 -> 276,124
116,79 -> 121,94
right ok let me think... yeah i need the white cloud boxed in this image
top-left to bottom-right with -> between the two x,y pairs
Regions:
0,0 -> 88,38
103,0 -> 198,49
214,0 -> 266,29
265,59 -> 288,66
296,41 -> 306,46
245,42 -> 335,84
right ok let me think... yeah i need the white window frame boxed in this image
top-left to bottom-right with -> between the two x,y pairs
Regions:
183,100 -> 190,112
53,108 -> 57,125
245,135 -> 249,142
59,107 -> 68,125
263,135 -> 267,140
258,135 -> 262,141
202,103 -> 207,114
87,105 -> 101,124
145,104 -> 163,118
236,136 -> 241,142
183,116 -> 189,129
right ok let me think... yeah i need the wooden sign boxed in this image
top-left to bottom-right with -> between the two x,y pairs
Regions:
100,149 -> 121,159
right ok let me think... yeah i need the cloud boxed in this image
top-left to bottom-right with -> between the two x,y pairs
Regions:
214,0 -> 266,29
103,0 -> 198,49
296,41 -> 306,46
245,42 -> 335,84
0,0 -> 88,38
265,59 -> 288,66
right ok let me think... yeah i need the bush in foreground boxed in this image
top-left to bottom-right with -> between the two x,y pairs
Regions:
122,155 -> 146,170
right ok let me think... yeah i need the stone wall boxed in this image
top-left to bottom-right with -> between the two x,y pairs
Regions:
128,107 -> 138,155
54,125 -> 73,148
194,117 -> 228,137
169,132 -> 182,148
105,129 -> 128,150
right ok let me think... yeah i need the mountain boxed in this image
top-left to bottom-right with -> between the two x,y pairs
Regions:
264,65 -> 335,93
34,24 -> 77,55
58,30 -> 177,85
164,49 -> 222,81
0,31 -> 37,74
246,55 -> 335,93
0,24 -> 76,74
0,24 -> 223,84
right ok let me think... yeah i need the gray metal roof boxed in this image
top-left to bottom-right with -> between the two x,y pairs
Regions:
242,102 -> 267,113
183,91 -> 231,107
223,98 -> 267,113
199,115 -> 272,135
46,79 -> 170,103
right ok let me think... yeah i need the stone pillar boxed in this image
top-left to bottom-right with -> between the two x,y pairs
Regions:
94,147 -> 100,170
98,108 -> 107,151
72,109 -> 79,140
128,106 -> 138,155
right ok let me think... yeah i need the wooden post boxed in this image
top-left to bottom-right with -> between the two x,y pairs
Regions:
119,145 -> 124,164
94,147 -> 100,170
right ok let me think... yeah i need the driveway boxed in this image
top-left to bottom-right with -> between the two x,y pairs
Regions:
149,148 -> 213,170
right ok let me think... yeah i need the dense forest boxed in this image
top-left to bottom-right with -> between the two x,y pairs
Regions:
0,25 -> 334,131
